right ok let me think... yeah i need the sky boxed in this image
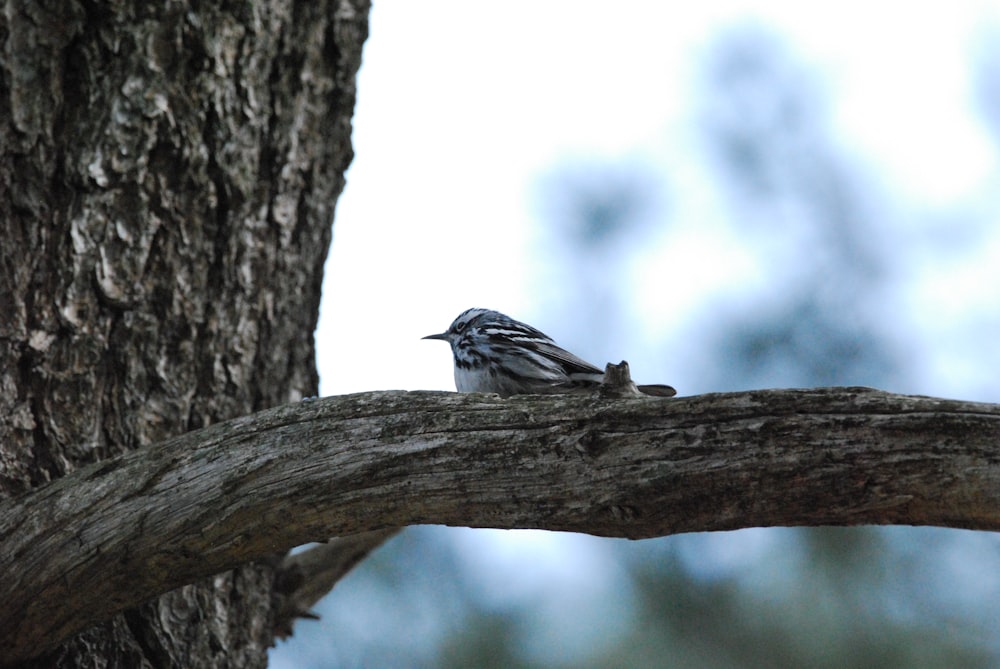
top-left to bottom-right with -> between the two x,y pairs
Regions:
316,0 -> 1000,402
277,1 -> 1000,665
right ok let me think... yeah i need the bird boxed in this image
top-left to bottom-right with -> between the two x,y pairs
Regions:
423,308 -> 676,398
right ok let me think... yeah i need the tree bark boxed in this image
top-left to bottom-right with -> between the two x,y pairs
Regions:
0,1 -> 369,666
2,386 -> 999,665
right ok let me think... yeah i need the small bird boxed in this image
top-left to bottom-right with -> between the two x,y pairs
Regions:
423,308 -> 676,398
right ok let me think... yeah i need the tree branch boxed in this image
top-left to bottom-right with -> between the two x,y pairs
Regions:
271,529 -> 400,639
2,385 -> 999,665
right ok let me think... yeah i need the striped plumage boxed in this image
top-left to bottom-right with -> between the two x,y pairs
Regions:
423,308 -> 676,398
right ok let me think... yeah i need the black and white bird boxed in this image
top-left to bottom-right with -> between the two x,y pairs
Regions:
423,308 -> 676,398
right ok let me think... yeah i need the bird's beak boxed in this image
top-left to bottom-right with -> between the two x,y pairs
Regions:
422,332 -> 450,341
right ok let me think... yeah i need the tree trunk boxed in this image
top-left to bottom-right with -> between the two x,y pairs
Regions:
0,1 -> 369,666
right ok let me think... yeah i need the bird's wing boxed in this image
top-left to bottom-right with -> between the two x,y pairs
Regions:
530,340 -> 604,377
487,321 -> 604,382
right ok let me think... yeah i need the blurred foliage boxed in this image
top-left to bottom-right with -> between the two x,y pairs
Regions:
272,20 -> 1000,669
697,27 -> 902,393
598,530 -> 994,669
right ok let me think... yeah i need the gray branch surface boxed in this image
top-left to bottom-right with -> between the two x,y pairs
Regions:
2,386 -> 999,664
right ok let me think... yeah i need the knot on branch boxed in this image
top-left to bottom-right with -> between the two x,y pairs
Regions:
599,361 -> 644,399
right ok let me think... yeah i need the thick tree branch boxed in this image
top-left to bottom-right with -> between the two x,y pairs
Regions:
2,385 -> 999,664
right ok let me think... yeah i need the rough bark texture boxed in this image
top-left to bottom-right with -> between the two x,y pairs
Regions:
0,1 -> 369,666
2,386 -> 999,664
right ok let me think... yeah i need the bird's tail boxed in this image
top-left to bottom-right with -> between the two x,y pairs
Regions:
636,384 -> 677,397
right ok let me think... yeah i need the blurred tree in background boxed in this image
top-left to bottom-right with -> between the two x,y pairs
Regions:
272,21 -> 1000,669
698,27 -> 902,392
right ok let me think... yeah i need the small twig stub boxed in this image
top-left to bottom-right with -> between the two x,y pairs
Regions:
599,361 -> 644,398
